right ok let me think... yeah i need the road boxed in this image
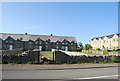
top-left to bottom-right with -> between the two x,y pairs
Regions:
2,65 -> 119,80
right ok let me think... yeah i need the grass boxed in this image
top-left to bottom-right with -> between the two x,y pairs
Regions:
40,51 -> 53,60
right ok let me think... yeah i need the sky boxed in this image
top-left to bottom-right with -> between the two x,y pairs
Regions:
2,2 -> 118,44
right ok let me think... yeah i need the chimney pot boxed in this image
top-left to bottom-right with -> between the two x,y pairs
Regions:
25,33 -> 27,35
51,34 -> 53,36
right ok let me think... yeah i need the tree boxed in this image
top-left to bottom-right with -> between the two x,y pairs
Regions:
77,42 -> 83,51
83,44 -> 92,50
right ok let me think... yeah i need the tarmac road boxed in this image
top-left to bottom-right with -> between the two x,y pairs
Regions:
2,64 -> 119,80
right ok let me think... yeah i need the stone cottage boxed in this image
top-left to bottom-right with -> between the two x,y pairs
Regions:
0,33 -> 77,51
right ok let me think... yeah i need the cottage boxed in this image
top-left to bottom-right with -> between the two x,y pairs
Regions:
0,33 -> 77,51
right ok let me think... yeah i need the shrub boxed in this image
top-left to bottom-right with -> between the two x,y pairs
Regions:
96,48 -> 101,50
110,56 -> 118,63
27,61 -> 37,64
103,50 -> 108,55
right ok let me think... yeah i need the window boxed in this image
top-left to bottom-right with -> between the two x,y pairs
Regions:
4,45 -> 8,47
5,41 -> 8,43
113,39 -> 115,42
10,41 -> 12,43
62,46 -> 64,49
35,42 -> 38,44
66,42 -> 68,45
71,43 -> 73,45
56,42 -> 59,45
40,41 -> 42,44
56,46 -> 59,49
62,42 -> 64,45
29,42 -> 32,44
46,46 -> 48,48
116,38 -> 118,41
46,42 -> 48,44
104,40 -> 105,43
35,45 -> 38,49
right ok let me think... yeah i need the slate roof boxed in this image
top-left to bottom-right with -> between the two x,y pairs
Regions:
0,33 -> 77,43
90,33 -> 120,41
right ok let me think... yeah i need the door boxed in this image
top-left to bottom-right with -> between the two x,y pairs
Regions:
39,46 -> 42,51
9,45 -> 13,50
65,46 -> 68,51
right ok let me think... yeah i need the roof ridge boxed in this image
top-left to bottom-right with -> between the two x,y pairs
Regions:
0,33 -> 75,38
93,33 -> 120,38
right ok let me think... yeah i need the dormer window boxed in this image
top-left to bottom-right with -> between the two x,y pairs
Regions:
56,42 -> 59,45
40,41 -> 42,44
46,42 -> 48,44
71,43 -> 73,45
66,42 -> 68,45
29,42 -> 32,44
10,41 -> 12,43
5,41 -> 8,43
35,42 -> 38,44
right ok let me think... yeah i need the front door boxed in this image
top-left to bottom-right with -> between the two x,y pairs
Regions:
9,45 -> 13,50
39,46 -> 42,51
65,46 -> 68,51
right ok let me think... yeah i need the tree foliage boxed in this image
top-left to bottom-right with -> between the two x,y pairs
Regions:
83,44 -> 92,50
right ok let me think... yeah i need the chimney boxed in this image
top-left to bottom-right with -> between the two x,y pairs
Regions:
50,34 -> 53,36
25,33 -> 28,35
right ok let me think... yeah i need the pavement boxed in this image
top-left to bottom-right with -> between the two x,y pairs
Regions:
2,63 -> 119,70
2,63 -> 120,80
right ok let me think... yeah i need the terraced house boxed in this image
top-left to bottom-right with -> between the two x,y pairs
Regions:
0,33 -> 77,51
89,33 -> 120,50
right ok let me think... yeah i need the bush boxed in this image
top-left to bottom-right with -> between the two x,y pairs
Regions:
103,50 -> 108,55
110,56 -> 118,63
96,48 -> 101,50
27,61 -> 37,64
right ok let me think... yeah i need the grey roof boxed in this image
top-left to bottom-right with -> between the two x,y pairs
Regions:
90,33 -> 120,41
0,33 -> 77,43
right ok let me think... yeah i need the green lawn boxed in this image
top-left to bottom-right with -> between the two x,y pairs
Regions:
40,51 -> 53,60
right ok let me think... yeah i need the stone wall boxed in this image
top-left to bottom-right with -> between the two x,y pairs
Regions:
1,48 -> 23,55
82,50 -> 120,55
2,50 -> 40,64
108,51 -> 120,55
54,51 -> 120,63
